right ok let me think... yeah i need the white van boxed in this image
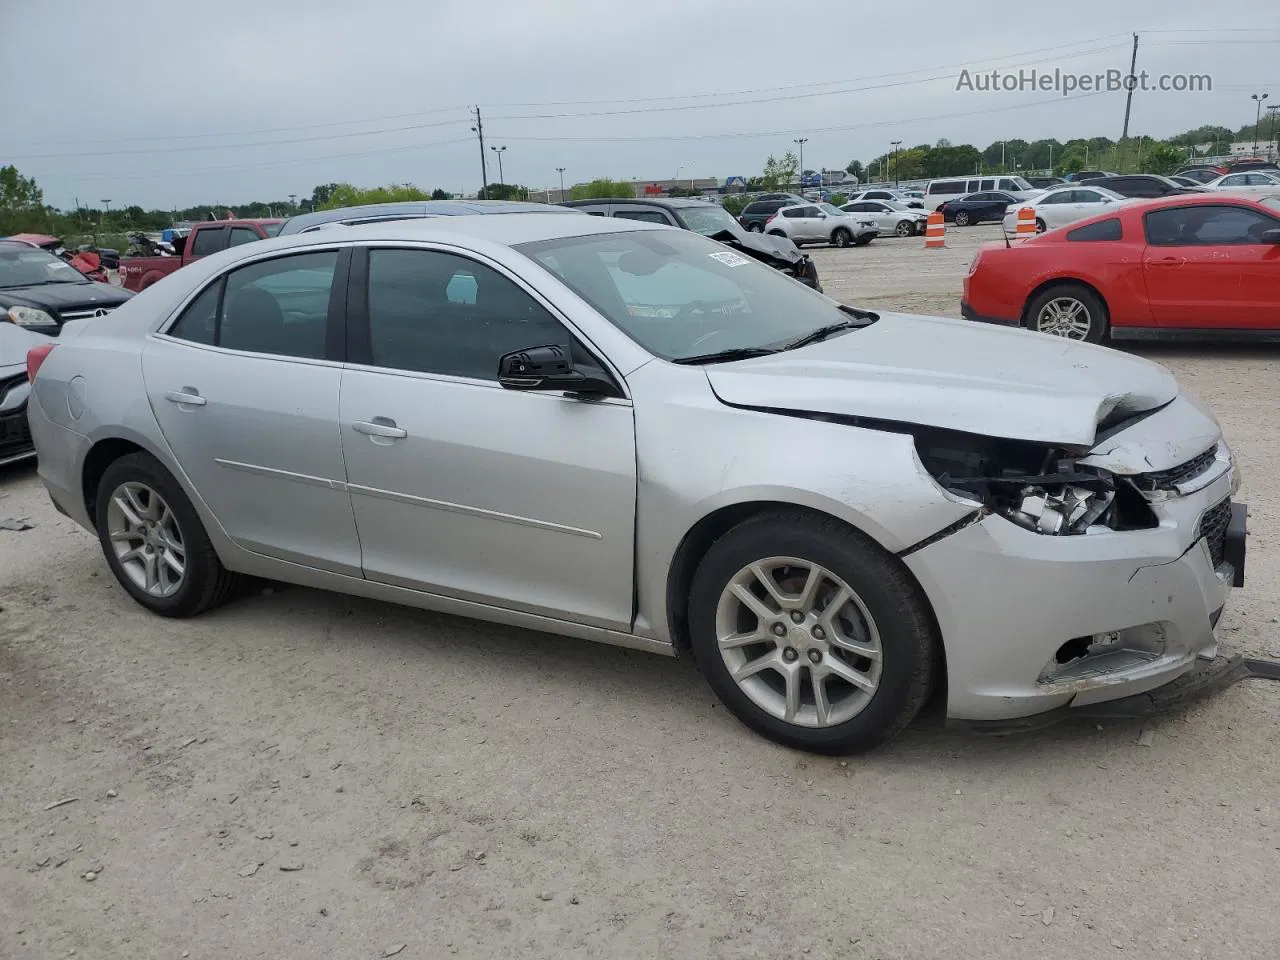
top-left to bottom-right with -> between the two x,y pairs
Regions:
923,175 -> 1039,211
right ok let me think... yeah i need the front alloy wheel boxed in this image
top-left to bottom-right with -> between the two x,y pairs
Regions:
716,558 -> 882,727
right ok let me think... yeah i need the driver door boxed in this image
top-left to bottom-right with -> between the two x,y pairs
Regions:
337,245 -> 638,630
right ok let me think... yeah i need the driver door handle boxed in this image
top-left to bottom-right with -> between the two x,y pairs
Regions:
352,417 -> 407,439
1150,256 -> 1186,267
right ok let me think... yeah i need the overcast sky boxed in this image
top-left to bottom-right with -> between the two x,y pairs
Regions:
2,0 -> 1277,209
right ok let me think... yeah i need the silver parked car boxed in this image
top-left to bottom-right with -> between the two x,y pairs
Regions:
764,203 -> 879,247
26,214 -> 1246,753
839,199 -> 930,237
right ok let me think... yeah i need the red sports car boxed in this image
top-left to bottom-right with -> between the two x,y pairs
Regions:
961,194 -> 1280,342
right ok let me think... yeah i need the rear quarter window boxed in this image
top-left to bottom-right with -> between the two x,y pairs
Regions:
1066,218 -> 1123,242
928,181 -> 966,195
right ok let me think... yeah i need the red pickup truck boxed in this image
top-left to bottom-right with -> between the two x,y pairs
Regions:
119,219 -> 282,292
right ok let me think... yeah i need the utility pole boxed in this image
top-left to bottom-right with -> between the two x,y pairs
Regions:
793,138 -> 807,191
470,107 -> 489,199
556,166 -> 566,200
1120,32 -> 1139,171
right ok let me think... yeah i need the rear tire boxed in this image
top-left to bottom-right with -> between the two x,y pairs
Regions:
747,222 -> 763,232
687,510 -> 935,754
95,452 -> 240,618
954,210 -> 971,226
1025,283 -> 1108,343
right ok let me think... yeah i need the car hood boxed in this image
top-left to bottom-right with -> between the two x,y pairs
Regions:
0,281 -> 132,313
0,320 -> 52,371
703,313 -> 1177,448
715,228 -> 804,265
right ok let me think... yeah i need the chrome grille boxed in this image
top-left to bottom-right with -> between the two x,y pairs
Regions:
1133,446 -> 1217,492
1199,499 -> 1232,568
59,306 -> 116,321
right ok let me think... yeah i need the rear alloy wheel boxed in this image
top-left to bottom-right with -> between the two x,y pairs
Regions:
747,222 -> 764,232
832,228 -> 852,248
1026,284 -> 1108,343
954,210 -> 971,226
894,220 -> 914,237
688,510 -> 935,754
95,452 -> 240,617
1035,218 -> 1047,234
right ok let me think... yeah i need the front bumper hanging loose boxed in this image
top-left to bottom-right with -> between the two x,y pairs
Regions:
953,653 -> 1280,736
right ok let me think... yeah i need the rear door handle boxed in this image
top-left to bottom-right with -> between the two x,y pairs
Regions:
352,417 -> 407,440
164,388 -> 206,406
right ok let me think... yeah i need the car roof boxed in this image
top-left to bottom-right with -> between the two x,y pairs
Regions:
278,200 -> 577,234
560,197 -> 711,209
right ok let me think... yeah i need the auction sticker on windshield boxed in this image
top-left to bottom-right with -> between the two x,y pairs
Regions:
708,250 -> 750,267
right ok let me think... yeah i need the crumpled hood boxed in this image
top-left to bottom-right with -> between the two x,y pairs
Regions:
0,281 -> 132,314
704,312 -> 1178,448
718,228 -> 804,265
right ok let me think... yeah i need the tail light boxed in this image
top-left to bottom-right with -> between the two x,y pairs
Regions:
26,344 -> 55,382
766,214 -> 777,225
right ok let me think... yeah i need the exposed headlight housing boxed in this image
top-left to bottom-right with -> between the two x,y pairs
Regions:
914,430 -> 1157,536
6,306 -> 56,328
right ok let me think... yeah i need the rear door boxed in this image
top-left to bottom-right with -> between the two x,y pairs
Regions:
143,247 -> 362,573
1142,203 -> 1280,328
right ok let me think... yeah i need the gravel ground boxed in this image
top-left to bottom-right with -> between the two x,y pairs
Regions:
3,225 -> 1279,959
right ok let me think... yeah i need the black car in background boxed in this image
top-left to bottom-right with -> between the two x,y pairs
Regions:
1024,176 -> 1067,189
0,240 -> 132,336
1087,174 -> 1205,198
561,197 -> 821,290
937,191 -> 1020,226
1173,166 -> 1227,184
738,198 -> 801,231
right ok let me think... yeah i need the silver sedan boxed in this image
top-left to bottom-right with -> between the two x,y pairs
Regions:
26,214 -> 1246,753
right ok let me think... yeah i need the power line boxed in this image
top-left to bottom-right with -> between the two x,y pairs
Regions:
497,90 -> 1113,144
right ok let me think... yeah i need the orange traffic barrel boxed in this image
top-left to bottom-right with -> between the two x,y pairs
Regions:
924,211 -> 945,248
1015,206 -> 1037,239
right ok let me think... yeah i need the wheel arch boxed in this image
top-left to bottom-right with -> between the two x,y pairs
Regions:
1018,276 -> 1110,329
663,500 -> 946,688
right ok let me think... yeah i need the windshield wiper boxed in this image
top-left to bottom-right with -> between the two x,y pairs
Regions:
671,346 -> 779,365
782,320 -> 863,351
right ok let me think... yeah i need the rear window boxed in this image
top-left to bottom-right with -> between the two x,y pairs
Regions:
1066,218 -> 1122,242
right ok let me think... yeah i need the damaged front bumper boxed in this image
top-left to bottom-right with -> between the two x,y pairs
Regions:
902,394 -> 1248,724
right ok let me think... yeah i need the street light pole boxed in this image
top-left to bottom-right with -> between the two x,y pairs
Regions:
490,145 -> 507,186
793,138 -> 808,192
556,166 -> 566,200
1268,105 -> 1280,160
100,199 -> 111,228
890,140 -> 902,187
1252,93 -> 1270,149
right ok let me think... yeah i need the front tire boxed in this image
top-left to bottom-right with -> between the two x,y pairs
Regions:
1035,218 -> 1047,234
1026,283 -> 1108,343
831,228 -> 852,248
894,220 -> 913,237
95,452 -> 240,617
687,510 -> 935,754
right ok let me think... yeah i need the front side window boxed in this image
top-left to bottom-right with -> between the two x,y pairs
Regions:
168,251 -> 337,359
1145,205 -> 1279,246
364,248 -> 574,381
517,229 -> 873,362
228,226 -> 262,247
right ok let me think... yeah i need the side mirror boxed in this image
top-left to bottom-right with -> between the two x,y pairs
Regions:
497,344 -> 619,397
1262,228 -> 1280,245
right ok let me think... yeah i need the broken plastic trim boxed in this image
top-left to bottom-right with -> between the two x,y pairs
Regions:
897,509 -> 988,558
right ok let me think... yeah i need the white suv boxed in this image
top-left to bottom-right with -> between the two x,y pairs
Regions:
764,203 -> 879,248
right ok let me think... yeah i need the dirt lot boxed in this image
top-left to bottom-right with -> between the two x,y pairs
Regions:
3,225 -> 1279,960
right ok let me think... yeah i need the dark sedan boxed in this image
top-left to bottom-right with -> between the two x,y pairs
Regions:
938,191 -> 1021,226
1085,174 -> 1206,199
0,241 -> 132,336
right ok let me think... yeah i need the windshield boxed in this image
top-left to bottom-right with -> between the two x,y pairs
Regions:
261,223 -> 283,237
516,229 -> 869,362
0,246 -> 89,288
674,204 -> 742,237
1261,197 -> 1280,213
